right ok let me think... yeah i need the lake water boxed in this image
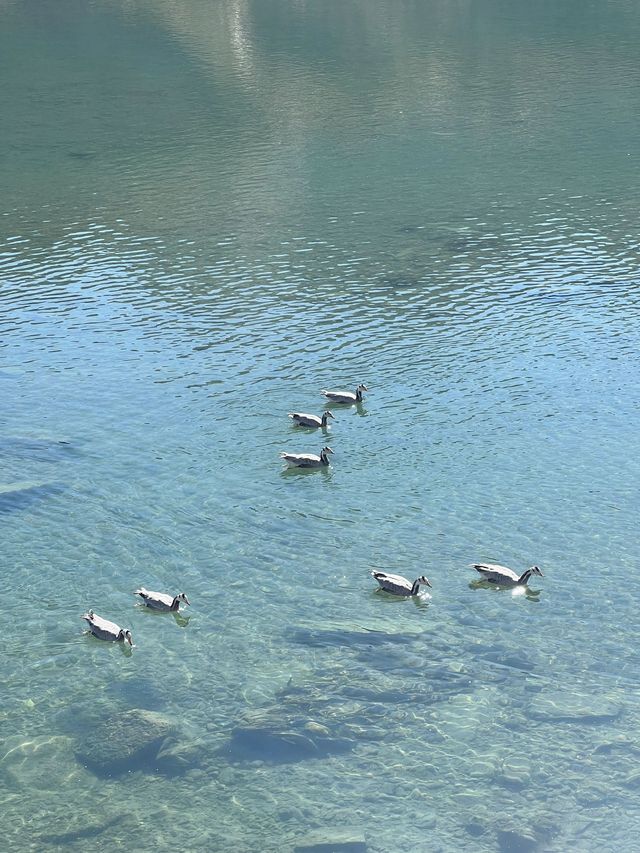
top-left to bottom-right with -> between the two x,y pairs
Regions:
2,1 -> 640,850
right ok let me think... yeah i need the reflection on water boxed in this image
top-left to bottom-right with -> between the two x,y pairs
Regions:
469,579 -> 543,603
2,0 -> 640,850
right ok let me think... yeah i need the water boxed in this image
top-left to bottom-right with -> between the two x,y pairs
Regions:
2,0 -> 640,850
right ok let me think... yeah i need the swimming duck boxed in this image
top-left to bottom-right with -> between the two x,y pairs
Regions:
371,571 -> 432,596
321,384 -> 368,404
471,563 -> 543,586
83,610 -> 133,645
135,588 -> 190,611
288,410 -> 335,429
280,446 -> 333,468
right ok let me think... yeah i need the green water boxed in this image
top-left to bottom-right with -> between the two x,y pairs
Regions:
2,1 -> 640,850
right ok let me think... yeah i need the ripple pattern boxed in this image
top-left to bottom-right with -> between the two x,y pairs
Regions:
2,0 -> 640,851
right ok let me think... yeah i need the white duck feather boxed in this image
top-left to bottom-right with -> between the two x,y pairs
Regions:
280,446 -> 333,468
83,610 -> 133,645
471,562 -> 543,586
371,571 -> 432,596
288,410 -> 335,428
135,588 -> 190,611
321,384 -> 368,404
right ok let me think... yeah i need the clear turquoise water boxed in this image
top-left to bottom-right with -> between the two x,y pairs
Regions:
2,1 -> 640,850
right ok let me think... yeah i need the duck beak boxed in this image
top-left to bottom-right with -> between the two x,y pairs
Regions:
184,596 -> 191,606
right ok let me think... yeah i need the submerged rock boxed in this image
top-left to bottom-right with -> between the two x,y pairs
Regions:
76,708 -> 174,776
530,692 -> 620,724
225,711 -> 354,764
593,738 -> 640,756
39,813 -> 129,845
0,480 -> 62,513
155,737 -> 205,775
287,625 -> 421,649
227,725 -> 353,764
622,771 -> 640,789
496,827 -> 538,853
293,828 -> 367,853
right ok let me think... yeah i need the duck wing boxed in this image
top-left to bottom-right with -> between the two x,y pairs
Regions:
84,611 -> 123,638
280,452 -> 321,465
288,413 -> 321,427
371,571 -> 412,592
322,390 -> 354,402
136,588 -> 174,608
473,563 -> 519,581
372,571 -> 409,585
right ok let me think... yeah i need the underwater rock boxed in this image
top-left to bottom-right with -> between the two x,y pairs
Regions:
0,480 -> 62,513
477,649 -> 536,673
496,827 -> 538,853
465,821 -> 488,839
225,712 -> 354,764
227,725 -> 353,764
293,828 -> 367,853
218,766 -> 235,785
155,737 -> 205,775
530,692 -> 620,724
593,738 -> 640,756
275,665 -> 466,749
575,782 -> 611,806
76,708 -> 174,776
341,678 -> 472,705
494,757 -> 531,790
0,734 -> 75,791
39,813 -> 129,845
622,771 -> 640,789
287,625 -> 421,649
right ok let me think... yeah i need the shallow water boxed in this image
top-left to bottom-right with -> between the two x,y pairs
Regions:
2,1 -> 640,850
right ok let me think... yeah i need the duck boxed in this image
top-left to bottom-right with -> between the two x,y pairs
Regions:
321,384 -> 368,404
371,571 -> 432,596
288,410 -> 335,429
471,562 -> 543,586
280,446 -> 333,468
82,610 -> 133,645
135,588 -> 190,611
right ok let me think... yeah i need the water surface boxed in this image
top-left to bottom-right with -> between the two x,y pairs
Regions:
2,1 -> 640,851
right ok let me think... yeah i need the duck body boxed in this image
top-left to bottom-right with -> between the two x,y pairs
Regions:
371,571 -> 432,596
288,410 -> 335,428
280,446 -> 333,468
321,384 -> 368,404
471,562 -> 543,586
135,588 -> 190,611
83,610 -> 133,645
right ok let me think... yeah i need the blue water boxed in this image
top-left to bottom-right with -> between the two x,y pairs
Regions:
2,1 -> 640,850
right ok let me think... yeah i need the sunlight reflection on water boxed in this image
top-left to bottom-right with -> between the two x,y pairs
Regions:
2,0 -> 640,850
